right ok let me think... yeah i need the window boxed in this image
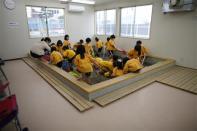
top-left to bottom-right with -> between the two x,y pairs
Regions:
120,7 -> 135,37
26,6 -> 47,38
96,9 -> 116,35
121,5 -> 152,39
46,8 -> 65,37
96,11 -> 105,35
106,9 -> 116,35
26,6 -> 65,38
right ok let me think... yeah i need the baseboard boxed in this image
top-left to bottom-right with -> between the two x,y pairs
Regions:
4,57 -> 26,61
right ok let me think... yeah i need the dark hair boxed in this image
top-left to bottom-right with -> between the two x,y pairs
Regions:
50,43 -> 55,46
57,40 -> 63,47
51,46 -> 57,52
41,38 -> 45,41
116,59 -> 123,70
95,37 -> 99,41
136,40 -> 142,46
107,37 -> 110,41
62,45 -> 69,51
79,39 -> 84,44
123,57 -> 130,65
110,35 -> 116,39
64,34 -> 69,40
86,38 -> 91,43
134,45 -> 141,56
112,55 -> 119,67
76,45 -> 86,59
44,37 -> 51,43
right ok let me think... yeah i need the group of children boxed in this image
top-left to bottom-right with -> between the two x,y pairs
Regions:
35,34 -> 148,83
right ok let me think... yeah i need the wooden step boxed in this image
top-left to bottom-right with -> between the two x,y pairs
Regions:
94,76 -> 156,106
157,66 -> 197,95
23,57 -> 94,112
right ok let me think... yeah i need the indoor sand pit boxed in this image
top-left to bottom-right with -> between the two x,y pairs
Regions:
23,56 -> 175,101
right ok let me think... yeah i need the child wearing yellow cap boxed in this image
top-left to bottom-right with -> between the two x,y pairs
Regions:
50,46 -> 63,67
62,45 -> 76,63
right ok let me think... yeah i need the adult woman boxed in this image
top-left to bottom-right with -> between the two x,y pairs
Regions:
30,37 -> 51,58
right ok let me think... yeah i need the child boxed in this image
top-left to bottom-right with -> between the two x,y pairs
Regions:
73,39 -> 83,52
50,46 -> 63,67
106,35 -> 117,56
85,38 -> 94,56
112,58 -> 124,77
63,34 -> 71,48
96,55 -> 119,74
123,57 -> 143,74
74,45 -> 94,83
56,40 -> 63,53
95,37 -> 103,55
62,45 -> 76,63
128,40 -> 148,62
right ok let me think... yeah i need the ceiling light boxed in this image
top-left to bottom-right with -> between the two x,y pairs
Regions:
71,0 -> 95,5
60,0 -> 69,2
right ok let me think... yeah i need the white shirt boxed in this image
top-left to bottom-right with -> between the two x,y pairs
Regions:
30,41 -> 51,56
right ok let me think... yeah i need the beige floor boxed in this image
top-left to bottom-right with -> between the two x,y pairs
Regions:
1,60 -> 197,131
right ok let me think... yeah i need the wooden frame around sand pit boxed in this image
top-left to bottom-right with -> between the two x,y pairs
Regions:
26,56 -> 175,101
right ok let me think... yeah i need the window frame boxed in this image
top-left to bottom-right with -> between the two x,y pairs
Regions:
95,9 -> 117,36
120,4 -> 153,39
25,5 -> 65,39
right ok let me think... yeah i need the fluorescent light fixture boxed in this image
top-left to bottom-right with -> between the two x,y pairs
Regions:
60,0 -> 69,2
71,0 -> 95,5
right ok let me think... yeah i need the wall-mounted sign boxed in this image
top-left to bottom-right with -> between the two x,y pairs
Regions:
8,22 -> 19,28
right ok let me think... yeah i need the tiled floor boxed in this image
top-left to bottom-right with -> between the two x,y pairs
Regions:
2,60 -> 197,131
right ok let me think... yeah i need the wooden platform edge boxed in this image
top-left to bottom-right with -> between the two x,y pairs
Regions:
94,78 -> 156,107
23,57 -> 94,112
156,81 -> 197,95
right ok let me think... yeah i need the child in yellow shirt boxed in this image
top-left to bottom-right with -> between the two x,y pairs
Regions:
95,37 -> 103,55
128,40 -> 148,62
94,55 -> 118,77
50,46 -> 63,67
123,57 -> 143,73
106,35 -> 116,56
63,34 -> 71,48
74,45 -> 94,83
56,40 -> 63,53
112,59 -> 124,77
62,46 -> 76,63
105,37 -> 110,48
84,38 -> 94,56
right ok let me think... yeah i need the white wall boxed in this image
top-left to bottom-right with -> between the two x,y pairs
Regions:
95,0 -> 197,69
0,0 -> 94,60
